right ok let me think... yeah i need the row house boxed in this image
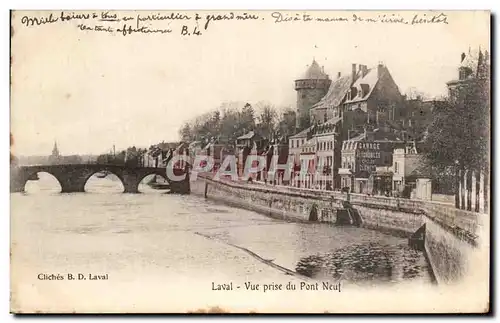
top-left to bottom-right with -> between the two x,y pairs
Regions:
144,141 -> 178,168
266,142 -> 289,185
291,137 -> 317,189
188,141 -> 204,160
236,131 -> 267,179
288,128 -> 309,162
173,142 -> 190,170
202,141 -> 235,172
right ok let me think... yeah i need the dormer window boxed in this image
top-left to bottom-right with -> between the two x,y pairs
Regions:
349,87 -> 358,100
360,84 -> 369,97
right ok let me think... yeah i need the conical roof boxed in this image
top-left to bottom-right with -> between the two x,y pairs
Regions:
302,59 -> 329,79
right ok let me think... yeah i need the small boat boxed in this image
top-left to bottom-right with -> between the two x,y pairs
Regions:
149,182 -> 171,190
147,175 -> 170,190
96,171 -> 109,179
27,173 -> 39,181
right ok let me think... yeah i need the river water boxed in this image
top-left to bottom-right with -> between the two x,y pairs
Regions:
11,173 -> 433,313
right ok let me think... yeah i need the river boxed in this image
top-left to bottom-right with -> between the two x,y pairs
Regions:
11,173 -> 433,313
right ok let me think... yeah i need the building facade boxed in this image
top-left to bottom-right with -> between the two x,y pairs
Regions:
391,144 -> 424,197
338,131 -> 403,194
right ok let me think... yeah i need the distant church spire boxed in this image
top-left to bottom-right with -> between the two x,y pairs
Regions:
52,141 -> 60,157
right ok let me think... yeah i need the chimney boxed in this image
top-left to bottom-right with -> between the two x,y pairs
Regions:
377,62 -> 384,78
337,72 -> 341,79
362,65 -> 368,77
351,63 -> 357,81
461,52 -> 466,62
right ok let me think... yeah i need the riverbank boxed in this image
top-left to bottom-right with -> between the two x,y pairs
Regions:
190,176 -> 486,286
12,177 -> 439,313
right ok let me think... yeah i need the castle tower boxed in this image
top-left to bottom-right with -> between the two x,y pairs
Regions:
294,59 -> 331,131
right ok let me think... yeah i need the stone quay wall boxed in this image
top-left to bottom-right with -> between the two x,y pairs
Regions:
190,176 -> 486,285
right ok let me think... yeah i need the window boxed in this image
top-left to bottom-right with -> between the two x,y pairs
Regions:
394,162 -> 399,173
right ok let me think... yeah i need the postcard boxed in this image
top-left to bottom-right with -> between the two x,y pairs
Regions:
10,10 -> 490,313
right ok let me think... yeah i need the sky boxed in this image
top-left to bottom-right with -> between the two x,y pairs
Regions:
10,10 -> 490,156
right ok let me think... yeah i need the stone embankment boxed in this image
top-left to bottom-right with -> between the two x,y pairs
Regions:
190,176 -> 487,285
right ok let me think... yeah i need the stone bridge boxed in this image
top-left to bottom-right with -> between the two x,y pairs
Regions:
10,164 -> 188,194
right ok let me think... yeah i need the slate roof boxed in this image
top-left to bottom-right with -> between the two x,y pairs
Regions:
188,141 -> 203,149
175,142 -> 189,152
409,164 -> 432,178
311,75 -> 352,110
157,142 -> 179,150
344,67 -> 380,104
289,127 -> 310,139
322,116 -> 342,126
346,130 -> 403,142
237,131 -> 257,140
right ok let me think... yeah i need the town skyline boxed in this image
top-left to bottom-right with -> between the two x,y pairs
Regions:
11,10 -> 489,156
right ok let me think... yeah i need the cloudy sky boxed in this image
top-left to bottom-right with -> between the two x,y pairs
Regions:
11,10 -> 489,156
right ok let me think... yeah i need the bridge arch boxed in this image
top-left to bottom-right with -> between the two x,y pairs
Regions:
83,169 -> 126,193
23,170 -> 63,193
136,171 -> 170,192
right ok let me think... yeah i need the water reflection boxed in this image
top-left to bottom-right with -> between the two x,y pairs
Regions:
85,173 -> 124,193
25,172 -> 170,194
296,242 -> 429,284
24,172 -> 61,194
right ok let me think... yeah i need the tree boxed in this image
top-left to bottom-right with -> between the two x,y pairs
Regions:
240,103 -> 256,133
255,102 -> 278,141
276,106 -> 296,141
423,79 -> 489,175
179,123 -> 193,142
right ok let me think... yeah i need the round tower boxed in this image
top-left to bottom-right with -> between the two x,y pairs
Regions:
295,59 -> 331,131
